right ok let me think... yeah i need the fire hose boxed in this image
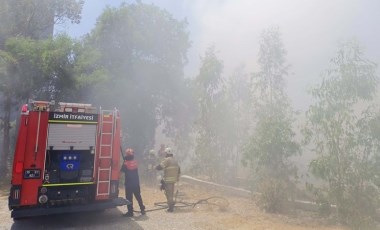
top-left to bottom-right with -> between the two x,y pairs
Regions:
133,190 -> 229,214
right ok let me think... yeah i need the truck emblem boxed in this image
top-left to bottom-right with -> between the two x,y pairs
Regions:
66,163 -> 74,170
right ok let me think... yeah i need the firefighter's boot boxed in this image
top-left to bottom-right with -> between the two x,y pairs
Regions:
167,203 -> 174,212
140,205 -> 146,215
124,205 -> 134,217
124,212 -> 133,217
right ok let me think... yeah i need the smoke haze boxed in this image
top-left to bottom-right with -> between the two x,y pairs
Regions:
61,0 -> 380,110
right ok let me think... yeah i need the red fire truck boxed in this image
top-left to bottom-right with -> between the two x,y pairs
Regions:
8,100 -> 128,219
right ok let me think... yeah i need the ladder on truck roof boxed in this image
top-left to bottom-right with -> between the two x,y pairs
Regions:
96,109 -> 116,199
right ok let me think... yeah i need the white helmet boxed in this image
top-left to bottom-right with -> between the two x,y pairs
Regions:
164,147 -> 172,154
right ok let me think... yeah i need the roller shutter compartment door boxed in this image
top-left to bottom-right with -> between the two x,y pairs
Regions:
47,123 -> 96,150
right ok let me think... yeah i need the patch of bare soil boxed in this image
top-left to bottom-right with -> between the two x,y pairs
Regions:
0,184 -> 8,198
138,181 -> 348,230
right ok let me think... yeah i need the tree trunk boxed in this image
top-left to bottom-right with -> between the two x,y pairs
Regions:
0,97 -> 11,175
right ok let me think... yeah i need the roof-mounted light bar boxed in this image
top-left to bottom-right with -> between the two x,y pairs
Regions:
28,100 -> 55,112
57,102 -> 97,113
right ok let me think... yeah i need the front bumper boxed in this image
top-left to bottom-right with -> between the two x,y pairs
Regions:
11,197 -> 129,219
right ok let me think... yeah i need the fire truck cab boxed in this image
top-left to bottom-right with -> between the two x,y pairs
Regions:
8,100 -> 127,219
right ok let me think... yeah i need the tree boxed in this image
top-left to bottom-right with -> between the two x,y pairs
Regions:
0,49 -> 15,176
86,2 -> 190,156
192,46 -> 235,183
163,77 -> 197,164
303,40 -> 380,229
243,27 -> 299,212
226,65 -> 251,180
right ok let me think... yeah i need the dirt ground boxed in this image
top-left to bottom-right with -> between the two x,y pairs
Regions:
139,182 -> 348,230
0,181 -> 350,230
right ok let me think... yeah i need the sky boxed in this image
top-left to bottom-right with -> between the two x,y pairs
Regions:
58,0 -> 380,111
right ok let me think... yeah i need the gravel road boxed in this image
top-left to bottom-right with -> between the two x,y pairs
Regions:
0,181 -> 348,230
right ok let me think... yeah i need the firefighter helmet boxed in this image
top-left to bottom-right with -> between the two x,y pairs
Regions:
164,147 -> 172,154
149,149 -> 156,156
125,148 -> 134,156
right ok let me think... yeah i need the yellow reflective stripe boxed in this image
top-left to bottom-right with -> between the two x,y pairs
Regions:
164,177 -> 177,183
43,182 -> 94,187
166,166 -> 178,169
165,168 -> 179,175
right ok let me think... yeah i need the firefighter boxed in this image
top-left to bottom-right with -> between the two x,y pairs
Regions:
121,148 -> 146,217
157,144 -> 166,160
155,147 -> 180,212
145,149 -> 157,186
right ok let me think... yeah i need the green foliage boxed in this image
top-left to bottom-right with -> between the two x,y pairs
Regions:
4,35 -> 83,101
0,0 -> 83,42
0,2 -> 83,100
192,46 -> 236,183
70,39 -> 110,102
303,40 -> 380,229
257,177 -> 289,213
222,65 -> 252,180
243,26 -> 299,213
194,46 -> 223,179
305,182 -> 332,217
255,26 -> 289,103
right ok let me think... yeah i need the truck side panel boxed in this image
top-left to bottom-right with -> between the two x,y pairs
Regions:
20,111 -> 49,206
11,114 -> 29,186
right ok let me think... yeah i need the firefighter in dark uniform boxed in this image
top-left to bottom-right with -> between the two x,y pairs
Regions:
121,148 -> 145,217
155,147 -> 180,212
